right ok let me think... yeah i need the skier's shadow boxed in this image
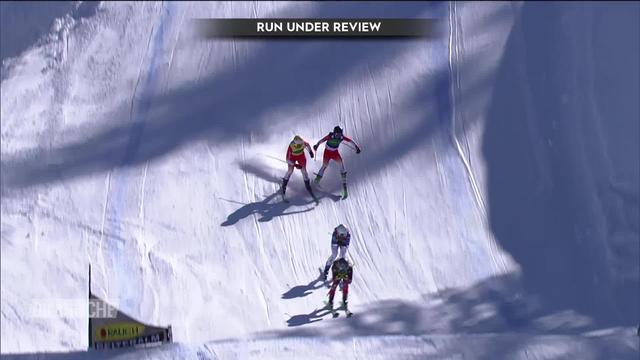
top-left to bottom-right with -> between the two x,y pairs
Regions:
262,154 -> 343,203
221,159 -> 347,226
221,160 -> 322,226
220,191 -> 314,226
286,306 -> 333,327
313,184 -> 343,203
282,278 -> 325,299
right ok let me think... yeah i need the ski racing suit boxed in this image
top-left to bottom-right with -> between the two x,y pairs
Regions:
285,140 -> 313,180
322,230 -> 351,276
328,260 -> 353,305
314,132 -> 360,180
282,138 -> 317,200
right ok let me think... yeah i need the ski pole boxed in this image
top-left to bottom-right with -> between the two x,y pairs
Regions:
343,142 -> 358,153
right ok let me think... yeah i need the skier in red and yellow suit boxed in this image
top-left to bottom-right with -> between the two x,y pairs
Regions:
282,135 -> 318,202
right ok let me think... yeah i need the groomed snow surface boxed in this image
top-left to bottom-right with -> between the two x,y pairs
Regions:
1,1 -> 638,359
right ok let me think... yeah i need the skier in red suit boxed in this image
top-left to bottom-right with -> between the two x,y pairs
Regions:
313,126 -> 361,199
282,135 -> 318,203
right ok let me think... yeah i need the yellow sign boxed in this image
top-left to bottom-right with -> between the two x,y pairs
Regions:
95,323 -> 145,341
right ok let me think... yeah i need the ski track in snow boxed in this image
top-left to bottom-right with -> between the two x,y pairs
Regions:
448,2 -> 486,220
446,1 -> 495,282
105,2 -> 173,315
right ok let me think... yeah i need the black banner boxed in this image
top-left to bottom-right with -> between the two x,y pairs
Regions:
194,18 -> 438,38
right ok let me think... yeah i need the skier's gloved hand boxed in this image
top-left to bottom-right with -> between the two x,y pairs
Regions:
313,144 -> 319,151
309,150 -> 314,158
295,164 -> 302,169
356,146 -> 361,154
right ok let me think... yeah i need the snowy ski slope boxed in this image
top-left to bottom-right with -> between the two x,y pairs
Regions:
1,1 -> 638,359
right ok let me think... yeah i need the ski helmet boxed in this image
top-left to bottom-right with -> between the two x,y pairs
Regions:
333,126 -> 343,135
335,224 -> 349,239
293,135 -> 304,145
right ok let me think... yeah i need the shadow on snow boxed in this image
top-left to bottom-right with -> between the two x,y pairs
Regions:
1,2 -> 445,193
482,1 -> 639,329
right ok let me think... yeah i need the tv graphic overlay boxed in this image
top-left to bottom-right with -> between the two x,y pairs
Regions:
194,18 -> 438,38
88,266 -> 173,350
89,292 -> 173,350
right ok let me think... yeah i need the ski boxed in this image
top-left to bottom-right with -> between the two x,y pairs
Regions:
303,180 -> 320,205
323,300 -> 338,318
279,182 -> 289,203
323,300 -> 352,318
341,301 -> 352,317
318,267 -> 328,281
315,188 -> 342,202
312,172 -> 345,201
343,304 -> 353,317
311,173 -> 330,194
319,268 -> 331,288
